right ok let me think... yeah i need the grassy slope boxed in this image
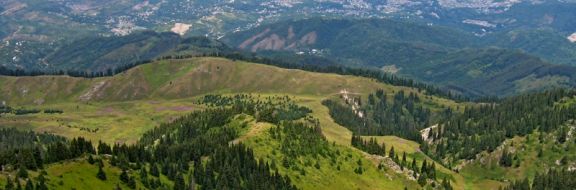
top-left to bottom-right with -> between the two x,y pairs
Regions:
0,57 -> 468,189
232,114 -> 419,190
0,57 -> 460,144
0,156 -> 174,190
460,130 -> 576,190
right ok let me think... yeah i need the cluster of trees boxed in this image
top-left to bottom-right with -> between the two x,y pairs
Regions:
351,136 -> 386,156
194,144 -> 296,190
0,128 -> 64,170
0,130 -> 94,171
499,148 -> 515,167
351,135 -> 440,187
504,169 -> 576,190
270,120 -> 328,162
0,105 -> 11,114
422,89 -> 576,161
324,90 -> 441,142
43,109 -> 64,114
0,105 -> 63,115
4,170 -> 49,190
0,128 -> 95,190
199,94 -> 311,124
387,150 -> 439,187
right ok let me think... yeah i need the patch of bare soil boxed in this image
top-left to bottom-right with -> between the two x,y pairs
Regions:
251,34 -> 286,52
420,124 -> 438,143
171,23 -> 192,36
79,81 -> 108,102
239,26 -> 317,52
299,31 -> 317,45
239,28 -> 271,49
364,153 -> 416,181
568,33 -> 576,43
381,65 -> 400,74
0,2 -> 27,16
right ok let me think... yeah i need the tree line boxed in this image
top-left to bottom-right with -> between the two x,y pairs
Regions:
0,49 -> 471,101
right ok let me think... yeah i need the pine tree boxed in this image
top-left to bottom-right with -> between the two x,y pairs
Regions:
430,162 -> 437,180
5,177 -> 14,190
15,178 -> 21,190
401,152 -> 407,170
24,179 -> 33,190
499,148 -> 512,167
421,159 -> 428,175
389,146 -> 395,159
173,173 -> 186,190
150,163 -> 160,177
127,176 -> 136,189
120,170 -> 129,183
442,177 -> 452,190
17,166 -> 28,178
418,172 -> 428,186
36,172 -> 48,190
411,158 -> 418,173
97,165 -> 107,180
88,155 -> 95,164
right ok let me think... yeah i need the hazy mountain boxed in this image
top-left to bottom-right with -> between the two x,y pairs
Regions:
224,18 -> 576,96
2,0 -> 575,70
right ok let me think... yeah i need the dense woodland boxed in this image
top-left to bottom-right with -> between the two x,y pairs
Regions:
421,89 -> 576,163
324,90 -> 443,142
0,128 -> 94,173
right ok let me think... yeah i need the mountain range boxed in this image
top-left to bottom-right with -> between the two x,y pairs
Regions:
1,1 -> 576,190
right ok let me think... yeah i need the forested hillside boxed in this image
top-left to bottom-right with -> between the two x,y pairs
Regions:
323,88 -> 576,189
0,57 -> 575,190
224,18 -> 576,97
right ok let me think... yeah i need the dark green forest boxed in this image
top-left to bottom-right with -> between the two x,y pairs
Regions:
422,89 -> 576,162
323,89 -> 446,142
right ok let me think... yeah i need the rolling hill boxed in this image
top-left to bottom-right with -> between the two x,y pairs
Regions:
0,57 -> 574,190
0,57 -> 462,189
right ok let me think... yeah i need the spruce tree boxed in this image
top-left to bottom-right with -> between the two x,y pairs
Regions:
97,165 -> 107,180
173,173 -> 186,190
24,180 -> 33,190
120,169 -> 129,183
17,167 -> 28,178
5,177 -> 14,190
